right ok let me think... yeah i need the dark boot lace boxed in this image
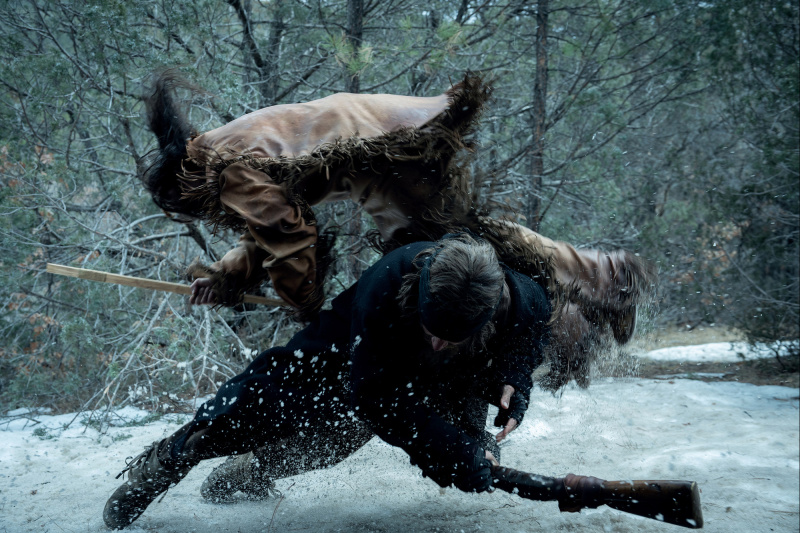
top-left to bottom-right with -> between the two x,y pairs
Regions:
115,442 -> 185,503
115,443 -> 157,480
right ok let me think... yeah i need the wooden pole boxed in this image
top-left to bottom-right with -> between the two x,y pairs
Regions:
45,263 -> 283,306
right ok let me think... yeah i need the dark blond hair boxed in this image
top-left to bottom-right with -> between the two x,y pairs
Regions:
398,234 -> 504,352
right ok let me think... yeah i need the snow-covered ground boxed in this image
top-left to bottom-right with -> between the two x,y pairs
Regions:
1,343 -> 798,533
644,342 -> 796,363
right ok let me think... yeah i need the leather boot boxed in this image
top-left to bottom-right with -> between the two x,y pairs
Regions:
201,450 -> 276,503
609,304 -> 637,345
511,225 -> 652,346
541,302 -> 596,390
552,246 -> 649,345
103,427 -> 196,529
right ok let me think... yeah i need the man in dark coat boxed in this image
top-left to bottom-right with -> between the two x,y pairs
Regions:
103,234 -> 551,529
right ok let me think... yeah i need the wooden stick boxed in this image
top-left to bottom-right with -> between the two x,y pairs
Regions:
45,263 -> 283,306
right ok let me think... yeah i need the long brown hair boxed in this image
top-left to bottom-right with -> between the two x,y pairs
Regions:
141,70 -> 205,218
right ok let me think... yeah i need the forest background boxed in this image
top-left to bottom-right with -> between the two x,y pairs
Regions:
0,0 -> 797,418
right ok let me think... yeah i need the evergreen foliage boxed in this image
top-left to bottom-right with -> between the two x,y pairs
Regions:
0,0 -> 796,414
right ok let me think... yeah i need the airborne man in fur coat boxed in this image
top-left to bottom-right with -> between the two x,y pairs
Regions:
143,71 -> 488,314
132,71 -> 653,504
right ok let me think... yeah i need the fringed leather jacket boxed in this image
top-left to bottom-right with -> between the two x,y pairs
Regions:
183,75 -> 490,312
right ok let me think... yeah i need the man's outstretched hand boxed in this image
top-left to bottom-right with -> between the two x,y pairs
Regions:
190,278 -> 218,305
495,384 -> 519,443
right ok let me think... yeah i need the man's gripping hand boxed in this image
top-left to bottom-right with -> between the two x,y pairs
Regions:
190,278 -> 218,305
494,384 -> 528,442
416,449 -> 494,494
452,451 -> 493,493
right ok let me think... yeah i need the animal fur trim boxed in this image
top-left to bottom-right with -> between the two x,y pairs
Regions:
178,73 -> 491,236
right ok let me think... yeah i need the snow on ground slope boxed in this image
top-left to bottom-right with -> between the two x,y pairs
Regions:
1,344 -> 798,533
643,341 -> 796,363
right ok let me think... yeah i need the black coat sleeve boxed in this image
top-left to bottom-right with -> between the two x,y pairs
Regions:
487,326 -> 541,427
486,269 -> 551,425
348,247 -> 486,488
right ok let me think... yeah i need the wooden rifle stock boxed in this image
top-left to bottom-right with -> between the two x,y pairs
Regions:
491,466 -> 703,529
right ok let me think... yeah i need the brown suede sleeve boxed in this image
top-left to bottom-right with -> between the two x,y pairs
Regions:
185,234 -> 271,306
264,246 -> 317,308
216,162 -> 319,308
214,233 -> 269,280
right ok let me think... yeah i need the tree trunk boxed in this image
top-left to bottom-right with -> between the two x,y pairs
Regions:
262,10 -> 286,105
344,0 -> 365,279
345,0 -> 364,93
527,0 -> 549,231
227,0 -> 284,106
